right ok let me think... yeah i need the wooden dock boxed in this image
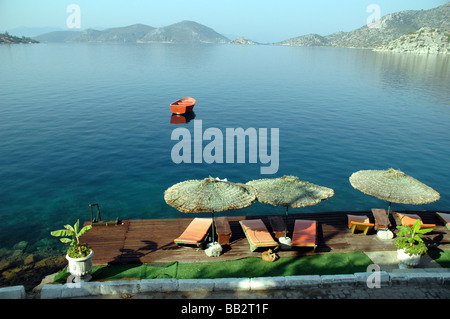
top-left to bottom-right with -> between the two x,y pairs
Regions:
81,210 -> 450,266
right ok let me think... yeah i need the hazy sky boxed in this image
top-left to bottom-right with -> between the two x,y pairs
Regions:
0,0 -> 446,42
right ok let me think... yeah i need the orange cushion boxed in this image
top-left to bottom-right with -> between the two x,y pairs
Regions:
174,218 -> 212,244
291,220 -> 316,246
396,213 -> 436,228
240,219 -> 278,246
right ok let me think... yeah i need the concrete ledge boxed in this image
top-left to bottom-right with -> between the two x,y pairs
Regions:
0,285 -> 25,299
321,274 -> 356,287
40,284 -> 63,299
178,279 -> 215,292
284,275 -> 322,288
213,277 -> 250,291
441,273 -> 450,286
100,280 -> 139,296
403,272 -> 444,286
62,281 -> 102,299
37,270 -> 450,298
140,278 -> 178,292
355,271 -> 390,287
250,276 -> 286,291
389,272 -> 410,286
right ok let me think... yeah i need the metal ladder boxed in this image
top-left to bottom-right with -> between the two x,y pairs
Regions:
89,203 -> 120,226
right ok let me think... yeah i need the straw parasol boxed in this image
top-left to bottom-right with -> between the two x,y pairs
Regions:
246,175 -> 335,244
349,168 -> 440,238
164,176 -> 257,245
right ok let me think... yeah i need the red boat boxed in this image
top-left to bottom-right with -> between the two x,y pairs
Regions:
170,97 -> 196,114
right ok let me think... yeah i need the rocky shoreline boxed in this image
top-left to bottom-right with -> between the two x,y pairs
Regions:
0,241 -> 66,295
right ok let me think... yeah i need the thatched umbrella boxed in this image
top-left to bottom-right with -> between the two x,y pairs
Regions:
246,175 -> 334,243
349,168 -> 440,236
164,177 -> 257,244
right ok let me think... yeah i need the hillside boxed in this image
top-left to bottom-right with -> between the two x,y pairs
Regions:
277,2 -> 449,49
33,31 -> 82,42
374,27 -> 449,54
139,21 -> 229,43
34,21 -> 228,44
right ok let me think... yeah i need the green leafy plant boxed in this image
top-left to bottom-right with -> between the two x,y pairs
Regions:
51,220 -> 92,258
395,219 -> 432,256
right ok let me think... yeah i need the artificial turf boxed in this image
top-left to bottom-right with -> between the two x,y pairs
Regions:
428,249 -> 450,268
54,251 -> 374,283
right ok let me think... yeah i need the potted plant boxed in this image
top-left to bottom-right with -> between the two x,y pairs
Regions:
51,220 -> 94,279
395,219 -> 432,267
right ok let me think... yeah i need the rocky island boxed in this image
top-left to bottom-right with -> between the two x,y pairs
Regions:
230,36 -> 260,45
0,32 -> 38,44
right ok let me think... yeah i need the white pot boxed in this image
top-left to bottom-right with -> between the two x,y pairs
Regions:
66,250 -> 94,277
397,248 -> 421,267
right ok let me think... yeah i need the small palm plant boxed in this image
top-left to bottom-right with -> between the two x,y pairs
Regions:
395,219 -> 433,256
51,220 -> 92,258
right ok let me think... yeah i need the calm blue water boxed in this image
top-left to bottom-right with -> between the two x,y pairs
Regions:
0,43 -> 449,252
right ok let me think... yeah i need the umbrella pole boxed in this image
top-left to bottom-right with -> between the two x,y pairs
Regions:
284,207 -> 288,238
211,211 -> 215,243
384,202 -> 392,231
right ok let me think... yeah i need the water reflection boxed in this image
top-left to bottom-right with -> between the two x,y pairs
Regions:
170,111 -> 196,124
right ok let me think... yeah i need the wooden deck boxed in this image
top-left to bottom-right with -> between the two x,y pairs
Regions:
81,210 -> 450,265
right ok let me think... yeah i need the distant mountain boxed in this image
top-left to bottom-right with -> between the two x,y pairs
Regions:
34,21 -> 228,44
34,31 -> 82,42
277,2 -> 450,49
139,21 -> 229,43
5,26 -> 63,38
67,24 -> 155,43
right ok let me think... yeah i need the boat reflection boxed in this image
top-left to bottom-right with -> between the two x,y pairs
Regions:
170,111 -> 196,124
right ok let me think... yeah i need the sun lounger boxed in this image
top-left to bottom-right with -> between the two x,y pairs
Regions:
174,218 -> 212,248
436,212 -> 450,231
347,215 -> 374,235
394,212 -> 436,229
268,215 -> 286,239
371,208 -> 392,230
214,216 -> 232,245
239,219 -> 279,252
291,220 -> 317,251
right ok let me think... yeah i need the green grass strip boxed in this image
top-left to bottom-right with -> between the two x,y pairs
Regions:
428,249 -> 450,268
54,252 -> 374,283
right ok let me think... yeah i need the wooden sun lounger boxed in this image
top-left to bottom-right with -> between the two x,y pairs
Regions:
347,214 -> 374,235
394,212 -> 436,229
268,215 -> 286,239
436,212 -> 450,231
239,219 -> 279,252
174,218 -> 212,248
214,216 -> 232,245
371,208 -> 392,230
291,220 -> 317,251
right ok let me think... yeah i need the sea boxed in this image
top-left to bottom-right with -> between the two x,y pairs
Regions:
0,43 -> 449,254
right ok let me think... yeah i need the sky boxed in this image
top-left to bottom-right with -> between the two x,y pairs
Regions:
0,0 -> 447,42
